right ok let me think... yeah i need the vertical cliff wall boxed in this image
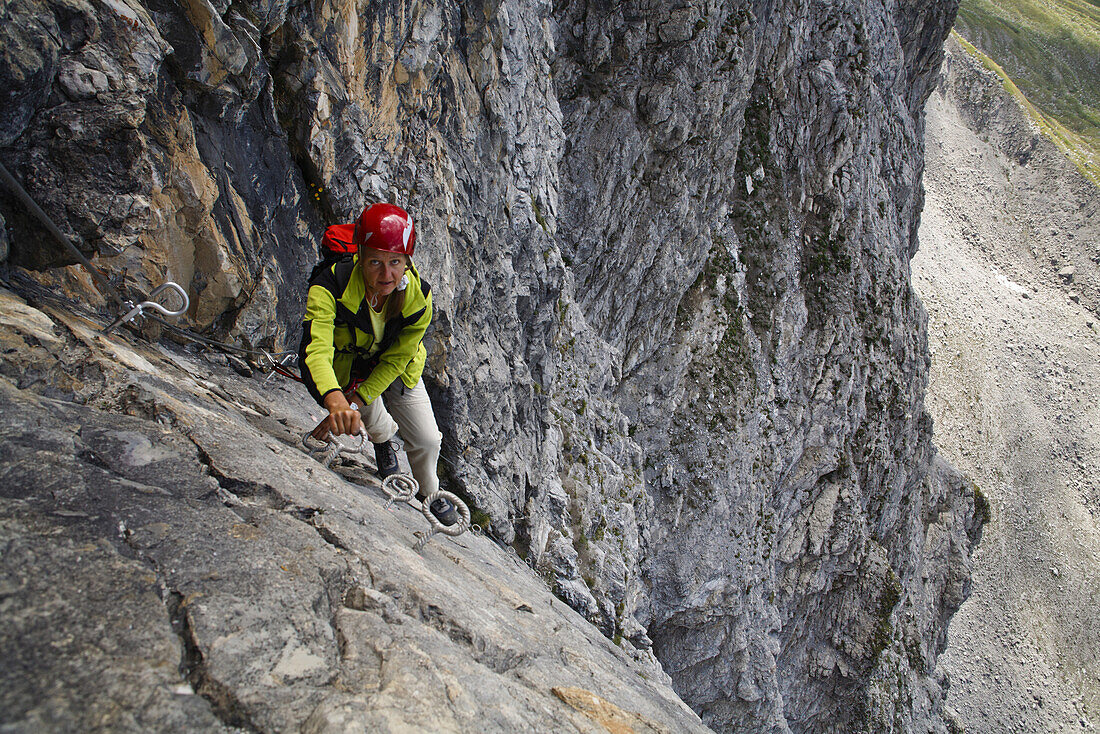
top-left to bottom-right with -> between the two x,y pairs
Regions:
0,0 -> 983,731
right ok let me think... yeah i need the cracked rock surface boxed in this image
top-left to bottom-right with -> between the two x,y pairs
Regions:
1,0 -> 983,730
0,287 -> 707,733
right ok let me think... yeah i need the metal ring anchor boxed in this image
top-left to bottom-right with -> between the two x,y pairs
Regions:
413,490 -> 471,551
381,473 -> 418,510
104,281 -> 190,334
302,427 -> 369,469
302,430 -> 341,468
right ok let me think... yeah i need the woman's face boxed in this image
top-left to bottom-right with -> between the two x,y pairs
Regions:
360,248 -> 407,297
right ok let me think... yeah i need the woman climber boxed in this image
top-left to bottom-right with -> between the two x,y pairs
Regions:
298,203 -> 444,504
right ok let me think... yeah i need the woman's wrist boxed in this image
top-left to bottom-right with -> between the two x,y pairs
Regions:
323,390 -> 350,413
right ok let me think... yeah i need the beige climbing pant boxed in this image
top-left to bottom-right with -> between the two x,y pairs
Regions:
357,378 -> 441,497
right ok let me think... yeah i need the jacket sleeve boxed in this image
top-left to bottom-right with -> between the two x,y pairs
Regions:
356,291 -> 432,404
299,284 -> 344,404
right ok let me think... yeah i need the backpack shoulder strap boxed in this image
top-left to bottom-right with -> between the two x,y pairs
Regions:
308,258 -> 367,330
309,257 -> 356,292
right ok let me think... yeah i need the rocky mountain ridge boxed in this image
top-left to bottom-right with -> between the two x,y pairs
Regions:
1,1 -> 982,731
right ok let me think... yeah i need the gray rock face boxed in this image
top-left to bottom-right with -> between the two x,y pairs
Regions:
0,0 -> 315,343
0,1 -> 983,731
0,288 -> 708,733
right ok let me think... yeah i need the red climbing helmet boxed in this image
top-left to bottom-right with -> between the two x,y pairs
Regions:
353,203 -> 416,256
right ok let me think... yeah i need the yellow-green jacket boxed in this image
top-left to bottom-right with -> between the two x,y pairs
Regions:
298,256 -> 432,406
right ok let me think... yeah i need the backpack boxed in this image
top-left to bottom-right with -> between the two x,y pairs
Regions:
310,223 -> 356,281
321,223 -> 356,259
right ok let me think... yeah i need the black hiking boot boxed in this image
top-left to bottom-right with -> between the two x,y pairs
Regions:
373,440 -> 399,479
429,496 -> 460,527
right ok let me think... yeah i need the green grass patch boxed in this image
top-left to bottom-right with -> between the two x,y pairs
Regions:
970,479 -> 993,525
954,0 -> 1100,185
953,30 -> 1100,186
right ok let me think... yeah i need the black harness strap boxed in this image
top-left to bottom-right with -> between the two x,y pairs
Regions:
303,257 -> 430,398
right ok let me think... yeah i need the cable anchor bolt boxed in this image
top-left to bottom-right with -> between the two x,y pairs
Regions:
103,281 -> 189,334
381,473 -> 418,510
413,490 -> 471,551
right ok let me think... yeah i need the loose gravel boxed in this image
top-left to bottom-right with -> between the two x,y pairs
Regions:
915,69 -> 1100,733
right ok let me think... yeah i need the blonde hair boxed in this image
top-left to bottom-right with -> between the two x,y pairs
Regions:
384,284 -> 405,320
